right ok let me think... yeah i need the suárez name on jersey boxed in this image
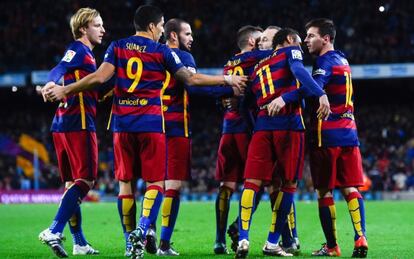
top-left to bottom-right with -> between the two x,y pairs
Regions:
126,43 -> 147,52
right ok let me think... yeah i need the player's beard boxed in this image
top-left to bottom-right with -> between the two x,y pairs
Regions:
178,36 -> 191,52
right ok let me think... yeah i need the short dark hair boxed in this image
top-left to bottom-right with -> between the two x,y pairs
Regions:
305,18 -> 336,42
272,27 -> 299,48
134,5 -> 163,31
164,18 -> 187,40
237,25 -> 263,49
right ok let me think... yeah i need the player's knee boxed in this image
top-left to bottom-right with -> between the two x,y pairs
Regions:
65,181 -> 74,189
75,179 -> 94,189
165,180 -> 182,190
221,181 -> 237,191
316,188 -> 332,198
119,180 -> 133,195
340,186 -> 359,196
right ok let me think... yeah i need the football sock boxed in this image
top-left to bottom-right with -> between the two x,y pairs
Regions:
139,185 -> 163,234
318,196 -> 337,248
117,194 -> 136,243
215,185 -> 233,243
238,182 -> 260,241
229,186 -> 263,229
160,189 -> 180,243
68,206 -> 87,246
50,180 -> 90,235
345,192 -> 366,240
267,187 -> 295,244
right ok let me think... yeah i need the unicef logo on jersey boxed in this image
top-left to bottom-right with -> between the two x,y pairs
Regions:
118,98 -> 148,106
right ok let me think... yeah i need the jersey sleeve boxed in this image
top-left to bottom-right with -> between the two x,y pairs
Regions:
255,49 -> 273,60
311,58 -> 332,89
47,43 -> 85,83
162,46 -> 184,74
103,41 -> 117,66
282,47 -> 325,103
182,51 -> 197,73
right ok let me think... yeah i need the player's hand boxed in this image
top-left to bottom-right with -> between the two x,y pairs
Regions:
224,75 -> 248,92
267,97 -> 286,116
231,86 -> 244,97
222,97 -> 239,110
40,82 -> 56,102
45,84 -> 67,102
317,94 -> 331,120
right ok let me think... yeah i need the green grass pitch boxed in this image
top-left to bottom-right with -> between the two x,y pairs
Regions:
1,201 -> 413,258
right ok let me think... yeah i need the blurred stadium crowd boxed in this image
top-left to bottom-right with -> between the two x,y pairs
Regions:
1,0 -> 414,198
1,0 -> 414,73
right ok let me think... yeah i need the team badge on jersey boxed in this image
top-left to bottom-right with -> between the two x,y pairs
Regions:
291,49 -> 303,60
62,50 -> 76,62
313,68 -> 326,76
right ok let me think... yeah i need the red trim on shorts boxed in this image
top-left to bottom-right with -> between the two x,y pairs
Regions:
244,182 -> 260,192
318,197 -> 334,207
345,191 -> 362,202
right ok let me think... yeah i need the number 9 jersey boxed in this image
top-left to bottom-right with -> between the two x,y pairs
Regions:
104,35 -> 184,133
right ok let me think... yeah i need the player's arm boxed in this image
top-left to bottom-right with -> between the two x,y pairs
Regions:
186,85 -> 237,98
45,62 -> 115,102
41,47 -> 85,101
174,67 -> 247,90
268,58 -> 330,119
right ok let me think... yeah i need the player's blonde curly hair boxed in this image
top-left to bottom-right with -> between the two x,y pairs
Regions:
70,7 -> 100,40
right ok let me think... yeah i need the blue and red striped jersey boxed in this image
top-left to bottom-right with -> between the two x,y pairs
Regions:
309,50 -> 359,147
222,50 -> 271,134
162,48 -> 195,137
104,35 -> 184,133
251,46 -> 305,131
163,48 -> 234,138
48,41 -> 98,132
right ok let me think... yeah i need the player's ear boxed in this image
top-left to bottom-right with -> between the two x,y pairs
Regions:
171,31 -> 178,42
248,37 -> 256,47
79,26 -> 87,36
286,34 -> 294,45
322,34 -> 331,44
148,22 -> 155,32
